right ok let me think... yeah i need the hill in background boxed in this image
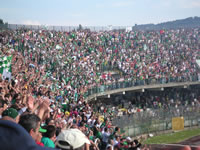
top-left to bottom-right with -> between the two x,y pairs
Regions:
132,16 -> 200,30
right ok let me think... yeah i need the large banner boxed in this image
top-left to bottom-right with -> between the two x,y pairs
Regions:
172,117 -> 184,131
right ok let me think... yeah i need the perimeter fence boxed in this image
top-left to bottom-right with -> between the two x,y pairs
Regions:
112,105 -> 200,137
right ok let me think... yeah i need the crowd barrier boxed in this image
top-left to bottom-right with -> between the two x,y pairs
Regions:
84,75 -> 200,99
112,105 -> 200,137
5,24 -> 128,32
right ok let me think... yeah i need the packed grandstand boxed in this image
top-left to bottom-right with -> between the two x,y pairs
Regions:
0,26 -> 200,150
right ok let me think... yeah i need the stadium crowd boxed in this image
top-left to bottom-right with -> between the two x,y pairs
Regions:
0,27 -> 200,150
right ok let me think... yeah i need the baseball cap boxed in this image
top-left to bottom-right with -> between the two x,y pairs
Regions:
0,120 -> 57,150
2,108 -> 18,119
39,127 -> 47,133
56,128 -> 90,149
126,137 -> 132,141
106,144 -> 112,149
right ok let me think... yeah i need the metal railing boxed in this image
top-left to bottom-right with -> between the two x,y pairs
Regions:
7,24 -> 128,32
0,24 -> 8,29
112,105 -> 200,137
84,75 -> 200,98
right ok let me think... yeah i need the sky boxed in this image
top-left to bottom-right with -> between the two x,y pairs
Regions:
0,0 -> 200,26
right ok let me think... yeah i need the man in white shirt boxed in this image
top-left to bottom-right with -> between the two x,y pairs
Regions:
102,127 -> 110,149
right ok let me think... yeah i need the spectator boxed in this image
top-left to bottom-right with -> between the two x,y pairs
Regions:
0,120 -> 53,150
18,114 -> 42,143
41,125 -> 56,148
102,127 -> 111,149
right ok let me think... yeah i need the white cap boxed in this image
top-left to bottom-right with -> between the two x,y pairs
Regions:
149,133 -> 154,137
126,137 -> 132,141
56,129 -> 90,149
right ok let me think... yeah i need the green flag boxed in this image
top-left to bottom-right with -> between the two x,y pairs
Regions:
0,55 -> 12,74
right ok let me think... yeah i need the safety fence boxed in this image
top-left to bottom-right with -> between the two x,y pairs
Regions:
3,24 -> 128,32
112,105 -> 200,137
84,75 -> 200,98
